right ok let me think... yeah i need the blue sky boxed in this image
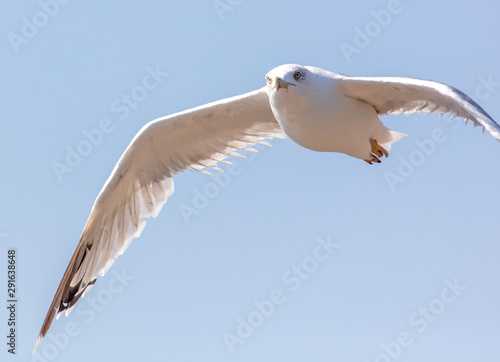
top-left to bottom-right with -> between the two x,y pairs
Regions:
1,1 -> 500,361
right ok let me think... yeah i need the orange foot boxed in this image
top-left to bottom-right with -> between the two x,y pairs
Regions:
364,138 -> 389,165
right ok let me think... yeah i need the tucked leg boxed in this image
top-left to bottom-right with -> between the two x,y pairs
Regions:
364,138 -> 389,164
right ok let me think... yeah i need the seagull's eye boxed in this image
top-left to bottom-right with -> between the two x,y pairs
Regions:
293,72 -> 302,80
266,76 -> 272,84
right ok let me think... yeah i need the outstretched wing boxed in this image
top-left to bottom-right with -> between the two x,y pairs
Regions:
337,76 -> 500,140
35,87 -> 284,351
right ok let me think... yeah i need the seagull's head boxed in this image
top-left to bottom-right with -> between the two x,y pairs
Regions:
265,64 -> 308,92
265,64 -> 320,121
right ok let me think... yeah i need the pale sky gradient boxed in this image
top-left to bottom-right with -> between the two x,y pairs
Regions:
1,1 -> 500,361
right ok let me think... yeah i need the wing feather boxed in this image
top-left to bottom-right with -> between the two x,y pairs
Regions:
35,87 -> 283,351
337,76 -> 500,140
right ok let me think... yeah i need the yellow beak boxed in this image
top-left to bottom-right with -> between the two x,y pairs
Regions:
272,77 -> 295,91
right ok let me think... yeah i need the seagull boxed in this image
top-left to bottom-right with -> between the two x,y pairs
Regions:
34,64 -> 500,352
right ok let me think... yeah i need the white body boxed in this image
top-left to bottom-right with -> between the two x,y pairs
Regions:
266,65 -> 404,159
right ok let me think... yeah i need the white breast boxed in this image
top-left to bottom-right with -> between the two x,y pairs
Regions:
268,80 -> 384,159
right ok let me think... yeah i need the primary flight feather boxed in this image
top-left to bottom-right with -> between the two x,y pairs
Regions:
35,64 -> 500,352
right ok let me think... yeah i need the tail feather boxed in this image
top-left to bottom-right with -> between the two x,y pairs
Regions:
378,129 -> 407,151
